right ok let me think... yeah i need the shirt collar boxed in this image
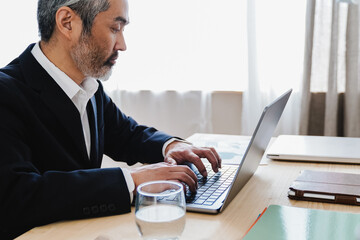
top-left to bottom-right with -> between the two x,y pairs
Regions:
31,42 -> 99,100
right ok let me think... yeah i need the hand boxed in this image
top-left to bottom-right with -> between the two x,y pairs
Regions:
130,162 -> 198,194
164,141 -> 222,178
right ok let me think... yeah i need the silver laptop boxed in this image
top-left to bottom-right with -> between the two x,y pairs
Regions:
185,89 -> 292,213
266,135 -> 360,164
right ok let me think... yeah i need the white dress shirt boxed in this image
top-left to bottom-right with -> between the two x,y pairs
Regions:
31,42 -> 135,201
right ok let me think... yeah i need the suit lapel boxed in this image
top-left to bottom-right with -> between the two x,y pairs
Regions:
19,44 -> 90,164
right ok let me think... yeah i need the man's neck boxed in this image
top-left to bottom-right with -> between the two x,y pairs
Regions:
39,40 -> 84,85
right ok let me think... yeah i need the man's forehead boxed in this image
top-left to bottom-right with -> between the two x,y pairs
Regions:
104,0 -> 129,23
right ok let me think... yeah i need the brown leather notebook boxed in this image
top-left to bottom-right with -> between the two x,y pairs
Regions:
288,170 -> 360,206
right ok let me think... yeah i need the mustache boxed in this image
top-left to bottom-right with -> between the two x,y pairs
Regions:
105,52 -> 118,66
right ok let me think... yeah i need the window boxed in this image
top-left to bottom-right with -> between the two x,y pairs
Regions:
0,0 -> 306,92
104,0 -> 247,91
0,1 -> 38,67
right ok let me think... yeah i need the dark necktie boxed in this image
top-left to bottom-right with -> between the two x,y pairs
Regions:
86,96 -> 99,163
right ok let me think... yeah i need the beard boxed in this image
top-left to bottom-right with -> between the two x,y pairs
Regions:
71,34 -> 117,81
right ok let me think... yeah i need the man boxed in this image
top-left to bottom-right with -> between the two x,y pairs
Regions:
0,0 -> 221,239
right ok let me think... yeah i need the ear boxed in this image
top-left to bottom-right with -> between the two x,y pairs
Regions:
55,7 -> 82,41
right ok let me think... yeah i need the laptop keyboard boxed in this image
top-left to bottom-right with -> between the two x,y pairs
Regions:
186,164 -> 238,206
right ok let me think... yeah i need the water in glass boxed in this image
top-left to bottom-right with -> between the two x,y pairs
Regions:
135,181 -> 186,240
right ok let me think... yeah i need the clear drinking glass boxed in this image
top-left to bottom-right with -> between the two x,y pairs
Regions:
135,181 -> 186,240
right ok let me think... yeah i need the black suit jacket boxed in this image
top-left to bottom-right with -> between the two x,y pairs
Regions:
0,44 -> 173,239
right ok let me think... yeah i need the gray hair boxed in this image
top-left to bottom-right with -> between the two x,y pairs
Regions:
37,0 -> 110,42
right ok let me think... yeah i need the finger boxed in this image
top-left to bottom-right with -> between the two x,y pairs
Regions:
209,147 -> 222,169
169,171 -> 197,192
180,165 -> 198,185
194,148 -> 220,173
172,180 -> 187,194
169,166 -> 198,191
183,152 -> 208,178
164,156 -> 177,165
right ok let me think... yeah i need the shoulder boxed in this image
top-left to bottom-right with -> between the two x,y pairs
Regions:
0,58 -> 33,112
0,58 -> 21,79
0,60 -> 25,96
0,43 -> 38,92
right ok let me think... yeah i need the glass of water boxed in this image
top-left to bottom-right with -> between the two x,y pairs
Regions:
135,181 -> 186,240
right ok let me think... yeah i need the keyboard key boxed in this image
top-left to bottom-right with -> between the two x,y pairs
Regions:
185,163 -> 238,205
194,199 -> 205,205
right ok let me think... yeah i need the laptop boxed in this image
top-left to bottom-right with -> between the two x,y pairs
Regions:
185,89 -> 292,213
266,135 -> 360,164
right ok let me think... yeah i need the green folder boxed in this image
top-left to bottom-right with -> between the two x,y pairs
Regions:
243,205 -> 360,240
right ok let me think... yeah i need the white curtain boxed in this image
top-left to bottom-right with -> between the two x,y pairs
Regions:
241,0 -> 306,136
346,1 -> 360,136
300,0 -> 360,137
108,90 -> 213,139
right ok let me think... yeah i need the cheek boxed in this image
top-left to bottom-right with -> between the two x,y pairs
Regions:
92,31 -> 115,52
93,38 -> 112,57
102,36 -> 117,53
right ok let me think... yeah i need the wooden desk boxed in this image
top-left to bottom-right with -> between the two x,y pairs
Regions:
16,155 -> 360,240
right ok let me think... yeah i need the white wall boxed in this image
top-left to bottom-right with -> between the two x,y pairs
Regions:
106,90 -> 243,139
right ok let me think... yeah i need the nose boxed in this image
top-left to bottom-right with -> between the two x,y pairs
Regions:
115,32 -> 127,51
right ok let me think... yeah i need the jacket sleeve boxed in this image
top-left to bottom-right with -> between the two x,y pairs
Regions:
0,82 -> 132,239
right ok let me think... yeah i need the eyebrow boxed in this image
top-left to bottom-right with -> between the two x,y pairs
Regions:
114,16 -> 129,25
